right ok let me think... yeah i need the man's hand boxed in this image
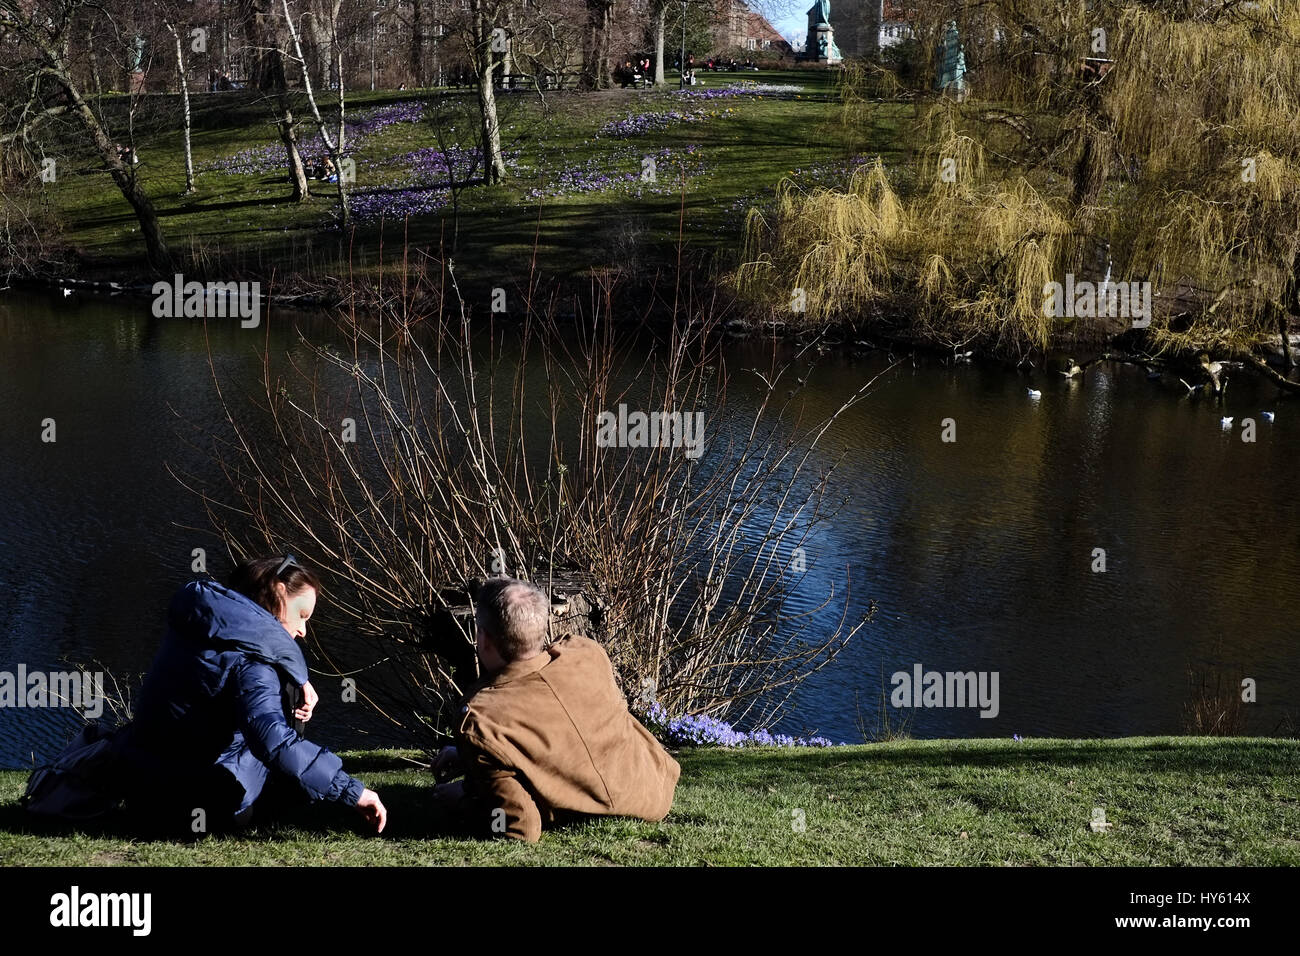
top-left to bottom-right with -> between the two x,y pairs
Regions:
294,681 -> 319,722
355,788 -> 387,833
432,780 -> 465,805
432,745 -> 462,782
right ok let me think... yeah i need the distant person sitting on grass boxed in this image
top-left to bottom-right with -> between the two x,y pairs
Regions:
431,577 -> 680,842
110,555 -> 387,836
307,155 -> 338,183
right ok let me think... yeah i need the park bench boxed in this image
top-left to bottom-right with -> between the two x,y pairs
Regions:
497,72 -> 581,91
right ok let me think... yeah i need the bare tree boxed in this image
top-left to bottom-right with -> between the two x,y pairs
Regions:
305,0 -> 341,89
651,0 -> 668,85
474,0 -> 506,183
245,0 -> 313,202
159,4 -> 196,195
281,0 -> 350,223
580,0 -> 614,88
417,0 -> 431,85
0,0 -> 173,271
440,0 -> 511,184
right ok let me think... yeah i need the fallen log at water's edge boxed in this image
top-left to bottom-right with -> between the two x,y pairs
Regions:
414,572 -> 607,691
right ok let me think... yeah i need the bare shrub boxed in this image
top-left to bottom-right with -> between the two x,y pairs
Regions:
174,262 -> 884,752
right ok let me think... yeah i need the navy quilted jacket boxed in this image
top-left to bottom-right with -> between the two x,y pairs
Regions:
114,580 -> 364,809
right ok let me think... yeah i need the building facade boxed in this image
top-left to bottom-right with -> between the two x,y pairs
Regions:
832,0 -> 913,60
715,0 -> 795,56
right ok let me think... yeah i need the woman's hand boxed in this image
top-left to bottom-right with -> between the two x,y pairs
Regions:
294,681 -> 319,722
355,788 -> 387,833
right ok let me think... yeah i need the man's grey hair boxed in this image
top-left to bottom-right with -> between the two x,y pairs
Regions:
475,577 -> 550,662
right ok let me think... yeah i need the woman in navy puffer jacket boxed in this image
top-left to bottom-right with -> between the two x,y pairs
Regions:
113,555 -> 387,835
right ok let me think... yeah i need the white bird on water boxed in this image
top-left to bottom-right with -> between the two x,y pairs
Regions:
1262,411 -> 1275,423
60,287 -> 73,297
1221,416 -> 1234,428
1026,388 -> 1042,399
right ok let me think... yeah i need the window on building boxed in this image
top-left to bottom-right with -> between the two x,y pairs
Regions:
747,37 -> 756,50
762,39 -> 770,49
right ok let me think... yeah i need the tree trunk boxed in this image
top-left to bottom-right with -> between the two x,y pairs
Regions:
475,11 -> 506,185
78,94 -> 171,270
653,2 -> 666,86
246,0 -> 281,90
580,0 -> 614,90
333,46 -> 350,223
1068,77 -> 1111,277
278,105 -> 311,202
165,20 -> 196,195
87,18 -> 103,97
306,2 -> 335,91
411,0 -> 426,86
1283,246 -> 1300,369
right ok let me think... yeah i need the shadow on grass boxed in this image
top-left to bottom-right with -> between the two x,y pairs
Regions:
156,195 -> 289,218
0,776 -> 609,845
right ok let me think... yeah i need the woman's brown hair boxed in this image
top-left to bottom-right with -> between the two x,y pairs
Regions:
227,555 -> 321,619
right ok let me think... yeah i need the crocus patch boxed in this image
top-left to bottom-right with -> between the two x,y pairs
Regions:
673,82 -> 806,100
202,101 -> 426,176
597,108 -> 709,139
642,700 -> 839,748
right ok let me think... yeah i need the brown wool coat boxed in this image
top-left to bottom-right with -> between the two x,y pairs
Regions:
455,635 -> 681,842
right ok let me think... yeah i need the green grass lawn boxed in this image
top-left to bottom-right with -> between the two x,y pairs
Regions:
2,737 -> 1296,865
42,71 -> 916,287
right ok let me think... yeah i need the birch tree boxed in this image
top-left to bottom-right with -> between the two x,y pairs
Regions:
160,5 -> 196,195
282,0 -> 350,223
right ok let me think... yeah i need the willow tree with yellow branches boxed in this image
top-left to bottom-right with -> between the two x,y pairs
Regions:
738,0 -> 1300,374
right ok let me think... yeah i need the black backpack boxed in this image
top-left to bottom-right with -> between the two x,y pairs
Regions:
21,721 -> 124,821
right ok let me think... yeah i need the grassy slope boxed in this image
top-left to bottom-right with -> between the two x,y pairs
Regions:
43,71 -> 913,285
1,737 -> 1297,865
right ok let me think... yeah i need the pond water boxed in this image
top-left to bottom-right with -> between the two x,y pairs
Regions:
1,289 -> 1296,766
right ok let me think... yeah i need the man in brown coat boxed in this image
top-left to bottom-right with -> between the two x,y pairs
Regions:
433,577 -> 680,842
